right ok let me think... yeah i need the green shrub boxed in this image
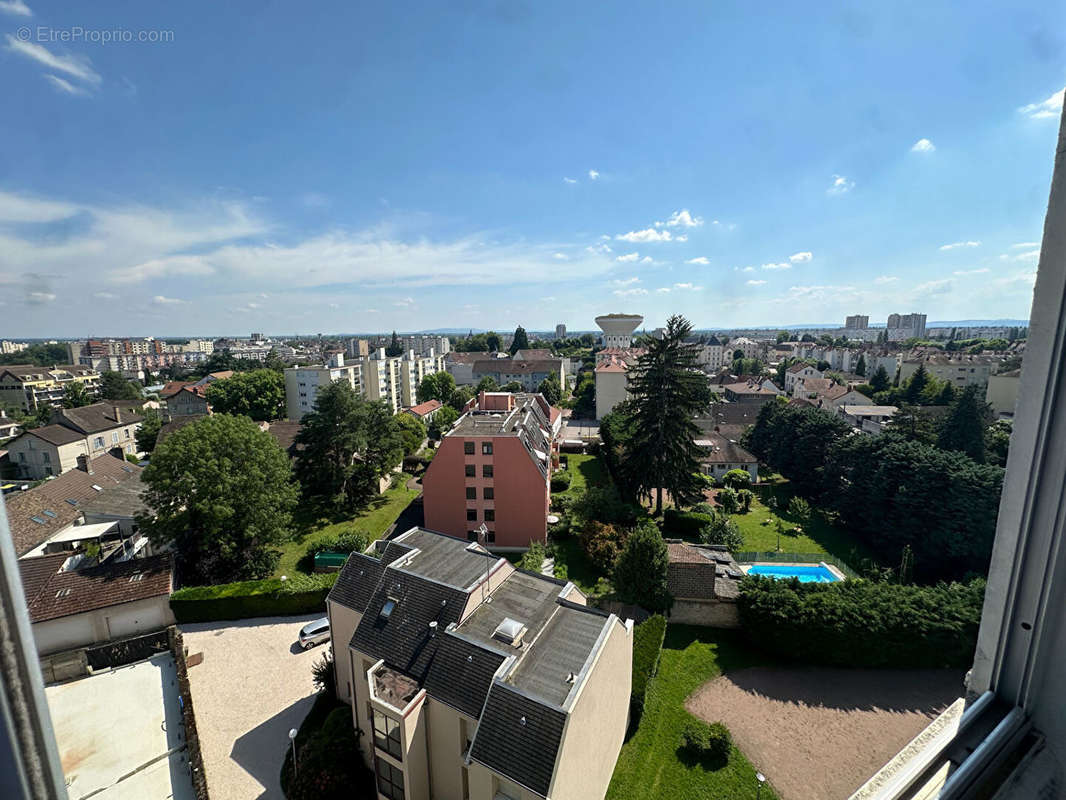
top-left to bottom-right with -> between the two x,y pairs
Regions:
170,573 -> 337,623
281,702 -> 373,799
662,509 -> 713,537
517,541 -> 547,572
125,452 -> 141,465
630,614 -> 667,723
721,468 -> 752,490
681,717 -> 731,765
787,496 -> 811,521
304,529 -> 369,560
550,471 -> 572,492
699,513 -> 743,552
553,562 -> 569,581
737,575 -> 986,668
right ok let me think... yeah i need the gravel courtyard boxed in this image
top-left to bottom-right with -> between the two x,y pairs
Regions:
685,667 -> 965,800
181,614 -> 327,800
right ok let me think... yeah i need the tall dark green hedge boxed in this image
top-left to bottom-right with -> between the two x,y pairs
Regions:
170,574 -> 337,623
737,576 -> 985,668
662,509 -> 713,537
631,614 -> 668,724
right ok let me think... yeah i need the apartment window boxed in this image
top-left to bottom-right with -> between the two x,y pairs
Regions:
482,442 -> 493,455
376,758 -> 405,800
124,429 -> 130,439
93,437 -> 104,449
111,432 -> 119,444
464,441 -> 475,455
484,509 -> 495,522
487,530 -> 496,543
482,464 -> 493,478
466,487 -> 476,500
466,509 -> 477,522
372,710 -> 403,760
465,464 -> 475,477
484,487 -> 494,500
467,530 -> 477,541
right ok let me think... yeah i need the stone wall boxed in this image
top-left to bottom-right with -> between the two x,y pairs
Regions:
668,598 -> 741,628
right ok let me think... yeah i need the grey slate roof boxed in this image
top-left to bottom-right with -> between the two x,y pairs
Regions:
327,552 -> 385,612
469,684 -> 567,797
422,632 -> 507,718
22,425 -> 85,446
509,602 -> 609,706
388,528 -> 498,588
79,475 -> 146,518
350,569 -> 467,682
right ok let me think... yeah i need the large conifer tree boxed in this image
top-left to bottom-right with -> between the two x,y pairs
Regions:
622,314 -> 709,515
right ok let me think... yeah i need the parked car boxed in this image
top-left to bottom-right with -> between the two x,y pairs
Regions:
298,617 -> 330,650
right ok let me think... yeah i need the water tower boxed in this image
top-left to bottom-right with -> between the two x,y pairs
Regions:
595,313 -> 643,349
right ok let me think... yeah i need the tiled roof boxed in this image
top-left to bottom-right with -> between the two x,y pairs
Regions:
473,358 -> 562,375
5,454 -> 143,556
79,475 -> 146,518
422,632 -> 506,718
55,402 -> 142,435
407,399 -> 442,417
328,552 -> 386,613
696,433 -> 757,464
260,420 -> 302,454
160,381 -> 193,399
19,553 -> 172,623
513,349 -> 553,360
469,684 -> 567,797
723,381 -> 776,395
22,425 -> 84,446
0,365 -> 96,381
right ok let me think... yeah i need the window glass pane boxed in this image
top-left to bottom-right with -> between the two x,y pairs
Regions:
465,464 -> 475,477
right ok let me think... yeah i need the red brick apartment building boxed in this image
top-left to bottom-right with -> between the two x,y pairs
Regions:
422,392 -> 558,550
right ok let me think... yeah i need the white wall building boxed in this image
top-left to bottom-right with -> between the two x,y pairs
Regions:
284,354 -> 364,419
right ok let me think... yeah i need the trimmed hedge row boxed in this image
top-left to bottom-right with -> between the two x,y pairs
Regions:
662,509 -> 713,537
631,614 -> 667,723
737,575 -> 985,668
170,573 -> 338,623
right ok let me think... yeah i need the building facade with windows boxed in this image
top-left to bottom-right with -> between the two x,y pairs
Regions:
326,527 -> 633,800
422,396 -> 553,549
0,365 -> 100,413
284,355 -> 365,419
5,403 -> 143,479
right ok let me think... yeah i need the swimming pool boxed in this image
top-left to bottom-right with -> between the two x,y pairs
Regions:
745,563 -> 842,583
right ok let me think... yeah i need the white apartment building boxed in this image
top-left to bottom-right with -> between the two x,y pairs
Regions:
284,354 -> 365,419
697,342 -> 727,371
2,341 -> 30,354
886,312 -> 928,341
727,336 -> 761,360
899,354 -> 1001,389
398,335 -> 451,357
398,350 -> 447,407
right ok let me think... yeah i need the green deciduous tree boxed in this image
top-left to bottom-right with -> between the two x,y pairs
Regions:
475,376 -> 499,394
204,369 -> 286,421
99,371 -> 143,402
294,381 -> 403,511
537,372 -> 562,405
700,512 -> 743,552
501,381 -> 523,392
621,315 -> 709,515
509,325 -> 530,355
613,520 -> 670,612
62,382 -> 92,408
986,420 -> 1012,467
428,405 -> 459,439
135,407 -> 163,453
139,414 -> 298,584
721,468 -> 751,490
447,385 -> 474,412
937,384 -> 991,462
572,373 -> 595,418
417,371 -> 457,404
396,413 -> 427,456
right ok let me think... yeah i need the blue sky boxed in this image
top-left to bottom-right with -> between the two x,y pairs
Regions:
0,1 -> 1061,337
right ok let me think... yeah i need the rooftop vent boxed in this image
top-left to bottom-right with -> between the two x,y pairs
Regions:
492,617 -> 527,647
128,573 -> 144,582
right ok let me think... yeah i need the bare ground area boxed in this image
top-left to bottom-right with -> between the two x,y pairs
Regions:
685,667 -> 965,800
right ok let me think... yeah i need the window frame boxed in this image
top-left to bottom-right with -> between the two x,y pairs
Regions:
372,709 -> 403,760
463,441 -> 475,455
483,487 -> 494,500
481,441 -> 493,455
375,756 -> 405,799
465,464 -> 475,477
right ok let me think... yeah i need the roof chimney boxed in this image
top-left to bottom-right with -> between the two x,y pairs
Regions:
114,405 -> 122,423
76,453 -> 93,474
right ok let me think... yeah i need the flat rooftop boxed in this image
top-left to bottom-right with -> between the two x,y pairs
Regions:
508,604 -> 610,705
450,408 -> 528,437
457,570 -> 566,652
390,528 -> 500,590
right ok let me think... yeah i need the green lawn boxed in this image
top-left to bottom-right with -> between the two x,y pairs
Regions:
608,626 -> 778,800
551,536 -> 610,596
727,485 -> 878,571
563,453 -> 609,494
274,478 -> 420,578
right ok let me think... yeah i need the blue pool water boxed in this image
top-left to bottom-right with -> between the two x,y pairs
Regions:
746,564 -> 841,583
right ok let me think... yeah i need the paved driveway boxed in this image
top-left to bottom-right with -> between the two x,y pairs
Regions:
180,614 -> 328,800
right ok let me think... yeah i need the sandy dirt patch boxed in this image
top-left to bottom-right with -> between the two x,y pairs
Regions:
685,666 -> 964,800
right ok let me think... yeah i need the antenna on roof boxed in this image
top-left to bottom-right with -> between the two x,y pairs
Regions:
477,523 -> 492,603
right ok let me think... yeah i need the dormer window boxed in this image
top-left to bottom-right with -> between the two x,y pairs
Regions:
380,598 -> 397,620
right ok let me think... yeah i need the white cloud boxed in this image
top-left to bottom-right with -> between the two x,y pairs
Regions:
953,268 -> 990,275
553,252 -> 568,260
5,35 -> 101,87
394,296 -> 415,307
1013,249 -> 1040,262
1012,241 -> 1039,248
27,291 -> 55,304
640,255 -> 654,264
151,295 -> 185,305
586,243 -> 612,256
0,190 -> 78,222
93,291 -> 117,299
939,240 -> 981,251
656,209 -> 704,229
911,138 -> 936,153
364,308 -> 380,313
611,277 -> 641,287
746,279 -> 767,286
655,287 -> 671,294
676,234 -> 688,242
613,287 -> 647,297
762,262 -> 790,271
247,302 -> 261,309
789,251 -> 812,263
673,282 -> 701,291
874,275 -> 898,284
617,228 -> 672,243
685,256 -> 710,265
327,303 -> 339,309
43,74 -> 89,96
1019,88 -> 1064,120
563,177 -> 577,184
914,278 -> 953,295
0,0 -> 32,16
615,252 -> 640,263
827,174 -> 854,195
740,266 -> 755,272
588,169 -> 600,180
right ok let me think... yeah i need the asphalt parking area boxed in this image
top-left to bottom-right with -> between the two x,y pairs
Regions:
180,614 -> 328,800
